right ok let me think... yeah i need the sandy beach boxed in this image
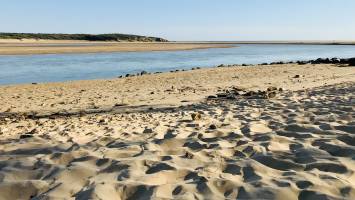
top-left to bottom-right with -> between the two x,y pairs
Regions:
1,39 -> 355,55
0,40 -> 232,55
0,63 -> 354,199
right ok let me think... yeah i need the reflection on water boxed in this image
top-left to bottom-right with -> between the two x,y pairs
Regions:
1,44 -> 355,85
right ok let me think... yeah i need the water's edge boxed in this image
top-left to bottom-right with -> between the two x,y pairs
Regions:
1,44 -> 355,85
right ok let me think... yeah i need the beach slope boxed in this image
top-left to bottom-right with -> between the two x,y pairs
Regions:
0,63 -> 354,199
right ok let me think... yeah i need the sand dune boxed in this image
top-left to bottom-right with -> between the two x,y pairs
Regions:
0,63 -> 354,199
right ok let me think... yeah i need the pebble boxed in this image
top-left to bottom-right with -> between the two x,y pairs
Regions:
209,124 -> 217,130
143,128 -> 153,134
267,92 -> 277,98
191,113 -> 202,121
207,95 -> 217,99
98,118 -> 109,123
20,134 -> 33,139
267,87 -> 277,91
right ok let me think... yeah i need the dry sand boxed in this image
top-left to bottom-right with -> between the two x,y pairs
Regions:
0,40 -> 232,55
0,63 -> 354,199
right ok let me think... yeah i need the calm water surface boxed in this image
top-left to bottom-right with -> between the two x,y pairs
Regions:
1,44 -> 355,85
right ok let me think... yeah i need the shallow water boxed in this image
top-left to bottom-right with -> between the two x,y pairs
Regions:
1,44 -> 355,85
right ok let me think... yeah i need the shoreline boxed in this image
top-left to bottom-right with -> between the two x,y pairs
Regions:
2,39 -> 355,44
0,42 -> 234,56
0,60 -> 354,113
174,41 -> 355,45
1,39 -> 355,55
0,41 -> 234,55
0,45 -> 233,56
0,57 -> 353,87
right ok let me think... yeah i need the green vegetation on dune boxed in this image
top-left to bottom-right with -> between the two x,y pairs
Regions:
0,33 -> 168,42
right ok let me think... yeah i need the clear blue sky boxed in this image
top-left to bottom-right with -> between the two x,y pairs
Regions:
1,0 -> 355,41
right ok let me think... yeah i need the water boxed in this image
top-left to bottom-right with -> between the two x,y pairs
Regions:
0,44 -> 355,85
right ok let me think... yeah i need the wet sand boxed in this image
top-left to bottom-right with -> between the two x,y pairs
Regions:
0,40 -> 232,55
1,39 -> 355,55
0,63 -> 354,199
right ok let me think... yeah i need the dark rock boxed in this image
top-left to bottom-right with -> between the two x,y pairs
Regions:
324,58 -> 332,64
331,58 -> 340,63
293,75 -> 300,78
114,103 -> 128,107
216,93 -> 228,98
340,58 -> 350,64
311,58 -> 320,64
209,124 -> 217,130
267,87 -> 278,91
232,86 -> 244,91
207,95 -> 217,99
267,92 -> 277,99
257,90 -> 267,95
98,118 -> 108,123
297,61 -> 308,65
143,128 -> 153,134
191,113 -> 202,121
140,71 -> 148,75
183,152 -> 194,159
244,91 -> 256,97
226,95 -> 236,100
20,134 -> 33,139
186,123 -> 199,128
311,58 -> 331,64
230,90 -> 240,96
349,58 -> 355,66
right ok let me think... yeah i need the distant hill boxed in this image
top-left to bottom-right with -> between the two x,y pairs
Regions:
0,32 -> 168,42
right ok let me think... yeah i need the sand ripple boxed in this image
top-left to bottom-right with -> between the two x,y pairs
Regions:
0,83 -> 354,199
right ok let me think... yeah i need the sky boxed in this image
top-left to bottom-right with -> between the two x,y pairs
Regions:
1,0 -> 355,41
